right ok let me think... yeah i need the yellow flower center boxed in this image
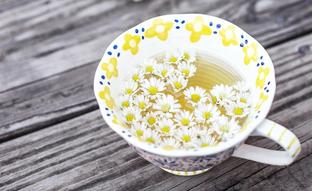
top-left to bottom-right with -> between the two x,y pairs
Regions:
132,74 -> 139,81
174,82 -> 182,89
121,101 -> 130,108
148,86 -> 158,95
155,25 -> 165,33
247,47 -> 254,56
138,102 -> 146,109
145,65 -> 154,73
212,96 -> 217,104
147,117 -> 156,125
161,104 -> 171,112
201,143 -> 209,147
129,39 -> 137,48
220,125 -> 229,133
104,93 -> 110,100
194,22 -> 202,32
233,107 -> 244,115
136,129 -> 144,137
126,113 -> 135,122
161,69 -> 168,77
183,53 -> 190,60
182,135 -> 191,142
161,126 -> 170,133
202,111 -> 212,120
181,118 -> 190,126
225,31 -> 233,39
169,56 -> 177,62
240,98 -> 247,103
125,88 -> 133,95
146,137 -> 155,144
182,69 -> 190,76
191,93 -> 201,102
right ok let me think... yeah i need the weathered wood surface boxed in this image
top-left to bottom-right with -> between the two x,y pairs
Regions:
0,0 -> 312,190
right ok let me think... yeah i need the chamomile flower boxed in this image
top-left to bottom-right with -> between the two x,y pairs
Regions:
154,63 -> 174,79
144,112 -> 158,127
153,94 -> 181,113
165,49 -> 183,63
142,59 -> 157,74
177,61 -> 197,78
233,81 -> 250,93
184,86 -> 209,105
175,110 -> 195,127
142,128 -> 161,144
194,103 -> 221,123
225,101 -> 251,118
169,74 -> 188,92
130,68 -> 145,82
118,94 -> 132,109
213,116 -> 241,141
159,137 -> 181,150
194,133 -> 218,148
122,81 -> 138,95
210,84 -> 235,106
141,77 -> 166,97
176,127 -> 197,147
181,49 -> 196,63
134,94 -> 150,111
130,122 -> 147,138
156,118 -> 175,135
122,106 -> 141,124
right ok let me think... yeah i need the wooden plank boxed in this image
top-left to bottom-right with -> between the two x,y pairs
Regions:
1,0 -> 312,92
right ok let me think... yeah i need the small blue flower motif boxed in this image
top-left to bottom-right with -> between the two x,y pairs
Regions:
174,19 -> 186,30
239,34 -> 249,47
210,22 -> 221,34
134,27 -> 145,40
107,44 -> 120,57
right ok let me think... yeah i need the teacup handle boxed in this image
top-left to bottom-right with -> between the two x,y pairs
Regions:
232,119 -> 301,165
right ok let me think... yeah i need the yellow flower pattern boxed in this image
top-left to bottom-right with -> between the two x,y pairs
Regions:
255,92 -> 268,110
122,33 -> 141,55
219,25 -> 238,46
144,18 -> 173,41
101,57 -> 118,79
185,16 -> 211,43
112,115 -> 126,127
256,67 -> 270,89
243,42 -> 258,65
99,86 -> 115,109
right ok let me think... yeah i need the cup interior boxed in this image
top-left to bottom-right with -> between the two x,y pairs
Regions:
94,14 -> 276,157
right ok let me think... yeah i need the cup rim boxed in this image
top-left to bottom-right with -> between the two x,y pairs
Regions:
94,14 -> 276,157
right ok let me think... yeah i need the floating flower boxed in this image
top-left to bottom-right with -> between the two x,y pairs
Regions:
130,68 -> 144,82
177,61 -> 197,78
142,128 -> 161,144
122,33 -> 141,55
175,110 -> 195,127
256,67 -> 270,89
101,57 -> 118,79
233,81 -> 250,93
159,137 -> 181,150
154,63 -> 174,79
165,49 -> 183,63
144,112 -> 158,127
225,101 -> 251,118
181,49 -> 196,63
130,122 -> 147,138
243,42 -> 258,65
141,77 -> 166,97
122,106 -> 141,124
118,94 -> 131,109
185,16 -> 212,43
122,81 -> 138,95
99,86 -> 115,109
134,94 -> 150,111
210,84 -> 235,106
142,59 -> 157,74
169,73 -> 188,92
144,18 -> 173,41
194,103 -> 220,123
157,118 -> 175,135
176,127 -> 197,147
213,117 -> 241,141
219,25 -> 238,46
195,133 -> 218,148
153,94 -> 181,113
184,86 -> 209,105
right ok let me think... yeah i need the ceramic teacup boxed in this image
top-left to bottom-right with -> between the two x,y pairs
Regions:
94,14 -> 301,176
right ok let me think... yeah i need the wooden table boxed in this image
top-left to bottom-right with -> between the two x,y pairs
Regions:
1,0 -> 312,190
